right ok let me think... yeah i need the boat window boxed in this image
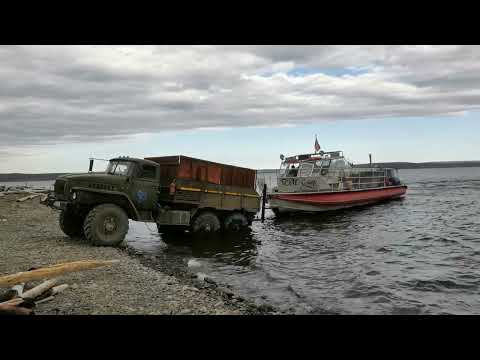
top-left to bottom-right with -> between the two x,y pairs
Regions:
330,159 -> 347,169
321,159 -> 331,168
312,160 -> 322,175
298,162 -> 314,177
279,162 -> 288,176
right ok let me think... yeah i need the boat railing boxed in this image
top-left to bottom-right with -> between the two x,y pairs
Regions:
258,167 -> 401,193
327,168 -> 391,191
274,167 -> 399,192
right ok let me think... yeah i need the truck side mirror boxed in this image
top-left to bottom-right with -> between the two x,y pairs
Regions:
89,159 -> 94,172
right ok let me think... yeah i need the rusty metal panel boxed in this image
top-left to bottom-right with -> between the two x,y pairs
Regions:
199,165 -> 207,182
146,155 -> 180,165
207,164 -> 221,184
159,164 -> 177,186
222,166 -> 233,186
191,161 -> 199,182
233,167 -> 247,187
146,155 -> 257,190
178,157 -> 193,179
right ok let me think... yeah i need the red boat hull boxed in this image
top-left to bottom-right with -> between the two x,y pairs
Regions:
269,185 -> 407,213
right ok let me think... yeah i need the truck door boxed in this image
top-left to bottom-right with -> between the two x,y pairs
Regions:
129,164 -> 159,212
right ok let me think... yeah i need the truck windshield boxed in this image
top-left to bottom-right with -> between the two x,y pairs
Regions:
106,160 -> 133,176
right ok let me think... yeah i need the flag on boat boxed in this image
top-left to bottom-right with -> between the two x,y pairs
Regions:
314,136 -> 321,152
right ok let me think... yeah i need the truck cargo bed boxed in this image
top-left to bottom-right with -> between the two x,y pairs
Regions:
145,155 -> 257,189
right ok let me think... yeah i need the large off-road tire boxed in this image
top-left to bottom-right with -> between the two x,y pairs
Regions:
59,209 -> 85,238
191,211 -> 221,233
224,212 -> 249,231
83,204 -> 129,247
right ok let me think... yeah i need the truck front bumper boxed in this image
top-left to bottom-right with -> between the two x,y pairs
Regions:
52,201 -> 68,210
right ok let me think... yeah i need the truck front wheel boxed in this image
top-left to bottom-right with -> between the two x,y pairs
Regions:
191,211 -> 221,233
59,208 -> 85,238
84,204 -> 129,247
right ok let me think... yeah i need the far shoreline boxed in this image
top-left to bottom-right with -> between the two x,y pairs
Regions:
1,161 -> 480,183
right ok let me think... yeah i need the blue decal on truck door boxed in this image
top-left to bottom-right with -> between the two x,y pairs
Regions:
136,190 -> 147,203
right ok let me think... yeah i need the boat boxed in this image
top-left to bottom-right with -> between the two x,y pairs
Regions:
267,148 -> 407,215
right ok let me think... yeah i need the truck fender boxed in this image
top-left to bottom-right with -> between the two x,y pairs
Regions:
71,187 -> 141,220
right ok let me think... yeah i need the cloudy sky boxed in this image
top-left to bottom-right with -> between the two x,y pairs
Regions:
1,45 -> 480,173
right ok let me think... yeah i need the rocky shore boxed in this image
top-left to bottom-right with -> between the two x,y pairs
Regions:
0,193 -> 276,315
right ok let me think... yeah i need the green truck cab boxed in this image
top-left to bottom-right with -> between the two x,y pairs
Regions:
47,155 -> 260,247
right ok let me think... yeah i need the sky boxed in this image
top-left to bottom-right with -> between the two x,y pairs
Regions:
1,45 -> 479,173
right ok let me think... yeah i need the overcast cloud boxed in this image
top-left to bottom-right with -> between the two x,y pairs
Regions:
1,45 -> 480,152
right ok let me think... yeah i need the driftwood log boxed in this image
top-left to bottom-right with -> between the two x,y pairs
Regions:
0,281 -> 69,314
0,297 -> 25,306
0,280 -> 57,305
0,304 -> 33,315
50,284 -> 69,296
36,283 -> 69,301
16,194 -> 41,202
0,260 -> 119,288
0,297 -> 35,307
22,279 -> 58,300
0,283 -> 25,302
35,296 -> 55,305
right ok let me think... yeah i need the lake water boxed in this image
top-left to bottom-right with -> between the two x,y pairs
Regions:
128,167 -> 480,314
6,168 -> 480,314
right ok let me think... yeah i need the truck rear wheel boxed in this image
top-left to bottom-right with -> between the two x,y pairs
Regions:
224,212 -> 249,231
84,204 -> 129,247
191,211 -> 221,233
59,208 -> 85,238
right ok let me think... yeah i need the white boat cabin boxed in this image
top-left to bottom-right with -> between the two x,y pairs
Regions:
273,151 -> 401,194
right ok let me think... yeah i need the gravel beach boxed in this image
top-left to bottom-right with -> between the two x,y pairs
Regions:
0,193 -> 275,315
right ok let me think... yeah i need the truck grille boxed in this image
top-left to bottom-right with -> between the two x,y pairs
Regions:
88,183 -> 116,191
54,179 -> 66,195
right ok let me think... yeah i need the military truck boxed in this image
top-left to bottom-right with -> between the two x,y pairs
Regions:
47,155 -> 260,246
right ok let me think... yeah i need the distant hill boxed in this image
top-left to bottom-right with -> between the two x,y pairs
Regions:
0,173 -> 74,182
1,160 -> 480,182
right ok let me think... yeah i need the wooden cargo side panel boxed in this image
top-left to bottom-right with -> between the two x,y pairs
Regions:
159,164 -> 178,186
178,157 -> 193,179
233,167 -> 248,188
145,156 -> 180,187
222,166 -> 233,186
207,163 -> 221,185
147,155 -> 257,190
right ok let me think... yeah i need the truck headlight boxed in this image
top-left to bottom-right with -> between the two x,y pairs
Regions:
72,191 -> 77,200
